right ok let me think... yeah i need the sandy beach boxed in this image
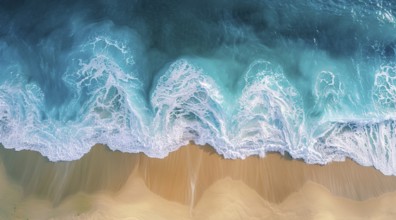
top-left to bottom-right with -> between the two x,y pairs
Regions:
1,144 -> 396,219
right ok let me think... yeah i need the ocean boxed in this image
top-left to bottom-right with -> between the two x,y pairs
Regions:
0,0 -> 395,174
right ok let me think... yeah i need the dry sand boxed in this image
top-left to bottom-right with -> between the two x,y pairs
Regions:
1,144 -> 396,219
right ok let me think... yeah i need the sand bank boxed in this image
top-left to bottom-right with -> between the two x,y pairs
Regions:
0,144 -> 396,219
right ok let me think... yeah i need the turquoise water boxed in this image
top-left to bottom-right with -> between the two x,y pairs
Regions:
0,0 -> 396,174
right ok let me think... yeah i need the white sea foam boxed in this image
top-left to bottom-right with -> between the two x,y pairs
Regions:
230,60 -> 306,158
312,70 -> 345,119
312,120 -> 396,175
151,59 -> 228,154
373,65 -> 396,111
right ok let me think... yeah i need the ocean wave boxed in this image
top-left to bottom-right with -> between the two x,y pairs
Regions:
1,0 -> 396,175
1,49 -> 396,174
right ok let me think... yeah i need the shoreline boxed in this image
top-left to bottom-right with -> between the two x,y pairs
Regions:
1,144 -> 396,219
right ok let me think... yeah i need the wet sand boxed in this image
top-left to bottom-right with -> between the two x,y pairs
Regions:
1,144 -> 396,219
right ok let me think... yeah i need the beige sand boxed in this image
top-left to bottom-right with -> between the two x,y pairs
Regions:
1,144 -> 396,219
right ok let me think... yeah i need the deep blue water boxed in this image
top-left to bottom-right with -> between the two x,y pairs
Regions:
1,0 -> 396,174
